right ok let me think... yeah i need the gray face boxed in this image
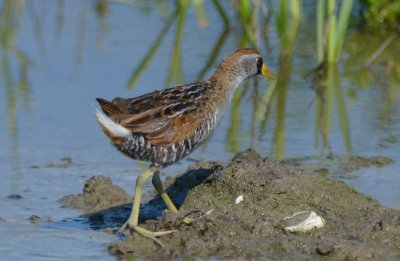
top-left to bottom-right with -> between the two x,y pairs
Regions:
238,54 -> 263,80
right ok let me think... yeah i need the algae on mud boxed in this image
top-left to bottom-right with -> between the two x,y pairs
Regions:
61,153 -> 400,260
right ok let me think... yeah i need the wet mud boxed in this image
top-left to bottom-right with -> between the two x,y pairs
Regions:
61,151 -> 400,260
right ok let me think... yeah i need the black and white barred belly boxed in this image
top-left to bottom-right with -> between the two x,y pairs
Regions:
118,110 -> 221,167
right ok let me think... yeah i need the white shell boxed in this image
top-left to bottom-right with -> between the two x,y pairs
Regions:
284,211 -> 325,232
235,195 -> 244,204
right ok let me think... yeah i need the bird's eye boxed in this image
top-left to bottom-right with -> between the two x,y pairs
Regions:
255,57 -> 263,74
256,57 -> 263,67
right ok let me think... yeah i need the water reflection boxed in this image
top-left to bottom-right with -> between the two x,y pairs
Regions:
310,63 -> 351,158
1,0 -> 400,163
0,5 -> 398,261
2,2 -> 400,259
271,0 -> 301,159
128,8 -> 177,88
1,0 -> 32,190
343,30 -> 400,151
128,0 -> 230,88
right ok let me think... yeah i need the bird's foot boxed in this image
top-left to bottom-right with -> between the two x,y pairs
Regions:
182,209 -> 214,224
118,221 -> 177,247
182,217 -> 194,224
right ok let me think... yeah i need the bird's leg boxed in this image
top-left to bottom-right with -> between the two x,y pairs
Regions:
152,171 -> 193,224
119,167 -> 177,246
152,171 -> 178,212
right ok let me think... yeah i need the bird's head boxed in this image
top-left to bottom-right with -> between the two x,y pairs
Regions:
210,48 -> 276,88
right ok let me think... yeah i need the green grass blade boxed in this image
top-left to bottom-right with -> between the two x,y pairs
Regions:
334,66 -> 351,153
316,0 -> 325,64
166,0 -> 189,86
228,86 -> 245,153
127,9 -> 176,89
327,0 -> 336,63
322,64 -> 334,149
196,28 -> 229,81
212,0 -> 230,27
192,0 -> 208,27
335,0 -> 353,62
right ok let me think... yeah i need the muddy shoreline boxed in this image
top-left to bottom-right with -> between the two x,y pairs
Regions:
60,151 -> 400,260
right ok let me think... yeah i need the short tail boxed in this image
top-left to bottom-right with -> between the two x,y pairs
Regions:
96,98 -> 127,116
95,109 -> 131,139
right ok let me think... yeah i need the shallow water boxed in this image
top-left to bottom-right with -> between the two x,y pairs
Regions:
0,1 -> 399,260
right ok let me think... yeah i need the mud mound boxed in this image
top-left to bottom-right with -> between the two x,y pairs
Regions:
59,153 -> 399,260
107,159 -> 400,260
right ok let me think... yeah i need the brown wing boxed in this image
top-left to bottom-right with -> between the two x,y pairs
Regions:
121,101 -> 205,145
97,82 -> 210,146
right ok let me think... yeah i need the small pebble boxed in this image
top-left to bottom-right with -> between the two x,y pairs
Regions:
29,215 -> 52,223
317,244 -> 334,255
7,194 -> 23,200
29,215 -> 41,223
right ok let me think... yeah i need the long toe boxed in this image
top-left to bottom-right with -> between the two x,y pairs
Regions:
133,225 -> 177,247
118,221 -> 177,247
118,221 -> 129,233
183,217 -> 194,224
182,209 -> 213,224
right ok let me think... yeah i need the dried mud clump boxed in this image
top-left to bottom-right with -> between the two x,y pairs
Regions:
59,175 -> 131,213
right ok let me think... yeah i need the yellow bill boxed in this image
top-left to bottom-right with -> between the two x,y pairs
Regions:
261,64 -> 276,80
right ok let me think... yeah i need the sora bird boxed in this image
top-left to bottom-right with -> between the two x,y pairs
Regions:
95,48 -> 275,245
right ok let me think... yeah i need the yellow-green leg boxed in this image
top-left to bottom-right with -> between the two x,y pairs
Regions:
152,172 -> 178,212
152,172 -> 192,224
119,167 -> 177,246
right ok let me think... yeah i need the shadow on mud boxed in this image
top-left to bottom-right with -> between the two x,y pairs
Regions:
57,162 -> 220,231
